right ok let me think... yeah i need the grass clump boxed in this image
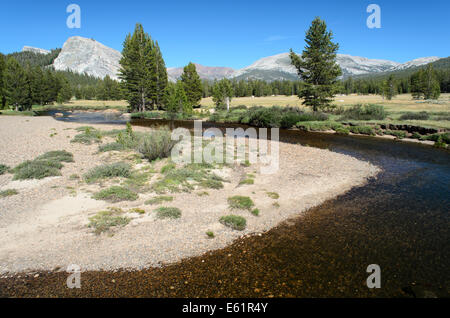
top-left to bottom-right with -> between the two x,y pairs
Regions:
384,130 -> 407,139
88,208 -> 131,235
0,189 -> 18,198
239,178 -> 254,185
71,127 -> 103,145
84,162 -> 132,183
156,207 -> 182,219
334,127 -> 350,135
137,128 -> 176,162
340,104 -> 387,120
145,195 -> 174,205
0,164 -> 9,175
152,163 -> 224,194
98,142 -> 126,152
434,136 -> 448,149
93,186 -> 138,202
251,208 -> 260,216
161,163 -> 176,174
130,208 -> 146,214
220,215 -> 247,231
12,150 -> 73,180
206,231 -> 215,238
228,196 -> 255,210
266,192 -> 279,199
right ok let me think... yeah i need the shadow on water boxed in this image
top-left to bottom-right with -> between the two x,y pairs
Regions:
2,115 -> 448,297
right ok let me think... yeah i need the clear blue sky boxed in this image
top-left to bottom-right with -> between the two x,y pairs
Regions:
1,0 -> 449,69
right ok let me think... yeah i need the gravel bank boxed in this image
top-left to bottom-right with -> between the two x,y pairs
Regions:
0,116 -> 380,274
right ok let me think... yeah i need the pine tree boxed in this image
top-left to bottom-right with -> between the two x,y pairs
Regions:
5,57 -> 32,111
381,75 -> 397,100
180,62 -> 203,106
212,79 -> 233,109
154,41 -> 168,109
0,54 -> 6,109
290,17 -> 342,111
119,23 -> 167,112
423,64 -> 440,100
57,76 -> 73,104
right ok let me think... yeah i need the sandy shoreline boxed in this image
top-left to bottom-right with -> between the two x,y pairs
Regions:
0,116 -> 380,275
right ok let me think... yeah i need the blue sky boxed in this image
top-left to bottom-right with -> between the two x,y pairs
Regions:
1,0 -> 449,69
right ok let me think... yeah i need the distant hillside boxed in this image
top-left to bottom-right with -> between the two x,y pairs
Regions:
6,49 -> 61,68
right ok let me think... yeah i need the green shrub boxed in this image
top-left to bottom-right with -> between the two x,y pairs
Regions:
71,127 -> 103,145
130,208 -> 146,214
98,142 -> 125,152
421,133 -> 450,144
399,112 -> 430,120
341,104 -> 387,120
434,136 -> 448,148
280,112 -> 303,129
411,132 -> 423,140
93,186 -> 138,202
156,207 -> 182,219
0,164 -> 9,175
12,151 -> 73,180
0,189 -> 18,197
296,121 -> 342,132
247,107 -> 282,128
349,126 -> 375,136
161,163 -> 176,174
220,215 -> 247,231
228,196 -> 254,210
384,130 -> 407,139
239,178 -> 254,185
84,162 -> 132,183
88,209 -> 131,235
266,192 -> 279,199
251,208 -> 260,216
206,231 -> 215,238
334,127 -> 350,135
145,195 -> 174,205
138,128 -> 176,162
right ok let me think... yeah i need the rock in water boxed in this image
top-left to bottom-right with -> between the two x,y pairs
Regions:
53,36 -> 122,80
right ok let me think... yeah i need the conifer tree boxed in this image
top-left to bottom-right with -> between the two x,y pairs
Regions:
119,23 -> 167,112
5,57 -> 32,111
180,62 -> 203,106
0,54 -> 6,109
381,75 -> 397,100
290,17 -> 342,111
154,41 -> 168,109
212,79 -> 233,109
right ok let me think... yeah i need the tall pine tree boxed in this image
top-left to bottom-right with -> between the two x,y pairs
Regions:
0,54 -> 6,109
290,17 -> 342,111
5,57 -> 32,111
119,23 -> 167,112
180,62 -> 203,106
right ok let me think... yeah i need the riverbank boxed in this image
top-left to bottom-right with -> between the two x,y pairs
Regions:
0,116 -> 379,275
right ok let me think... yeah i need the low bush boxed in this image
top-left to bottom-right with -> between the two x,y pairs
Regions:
334,127 -> 350,135
145,195 -> 174,205
71,127 -> 103,145
296,121 -> 342,132
399,112 -> 430,120
349,125 -> 376,136
93,186 -> 138,202
98,142 -> 125,152
434,136 -> 448,148
12,150 -> 73,180
156,207 -> 182,219
137,128 -> 176,162
239,178 -> 254,185
384,130 -> 407,139
266,192 -> 279,199
84,162 -> 132,183
251,208 -> 260,216
228,196 -> 254,210
0,189 -> 18,198
0,164 -> 9,175
88,209 -> 131,235
421,132 -> 450,144
220,215 -> 246,231
340,104 -> 387,120
206,231 -> 215,238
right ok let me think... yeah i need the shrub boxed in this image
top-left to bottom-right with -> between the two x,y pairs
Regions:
130,208 -> 146,214
0,164 -> 9,175
247,107 -> 282,128
138,128 -> 176,162
399,112 -> 430,120
161,163 -> 176,174
296,121 -> 342,132
239,178 -> 254,185
206,231 -> 215,238
88,209 -> 131,235
434,136 -> 447,149
145,195 -> 174,205
228,196 -> 254,210
334,127 -> 350,135
251,208 -> 260,216
421,133 -> 450,144
340,104 -> 387,120
84,162 -> 132,183
71,127 -> 103,145
266,192 -> 279,199
280,112 -> 303,129
12,151 -> 73,180
384,130 -> 407,139
93,186 -> 138,202
0,189 -> 18,198
349,126 -> 375,136
156,207 -> 182,219
98,142 -> 125,152
220,215 -> 246,231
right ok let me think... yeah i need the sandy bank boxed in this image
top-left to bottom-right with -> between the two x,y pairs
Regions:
0,116 -> 380,274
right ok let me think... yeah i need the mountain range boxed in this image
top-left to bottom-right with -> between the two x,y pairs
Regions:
24,36 -> 442,82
